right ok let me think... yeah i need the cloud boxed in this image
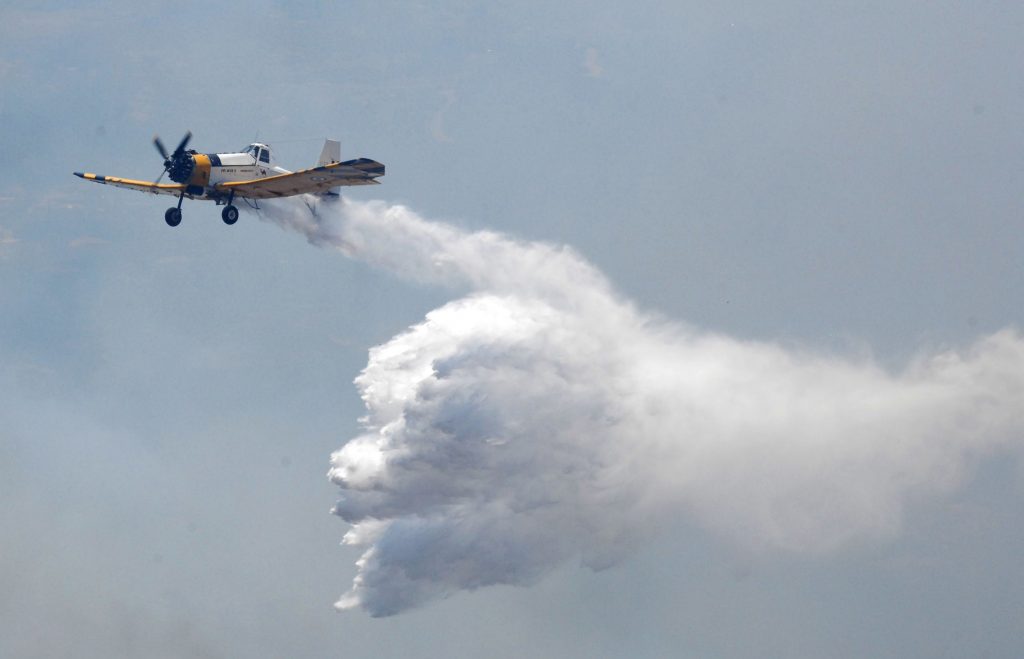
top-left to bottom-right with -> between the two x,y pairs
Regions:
259,198 -> 1024,616
584,47 -> 604,78
0,8 -> 93,43
430,89 -> 457,143
0,226 -> 18,258
69,236 -> 108,249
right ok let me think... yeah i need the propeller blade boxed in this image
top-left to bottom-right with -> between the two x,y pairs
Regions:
153,135 -> 169,160
172,131 -> 192,156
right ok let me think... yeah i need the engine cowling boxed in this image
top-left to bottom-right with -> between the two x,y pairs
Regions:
166,152 -> 196,184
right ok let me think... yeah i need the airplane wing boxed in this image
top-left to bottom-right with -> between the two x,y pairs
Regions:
73,172 -> 189,198
215,158 -> 385,199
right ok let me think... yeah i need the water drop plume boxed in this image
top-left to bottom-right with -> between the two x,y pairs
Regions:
260,198 -> 1024,616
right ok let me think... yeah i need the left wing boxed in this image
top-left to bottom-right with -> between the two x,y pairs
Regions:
73,172 -> 189,198
216,158 -> 385,199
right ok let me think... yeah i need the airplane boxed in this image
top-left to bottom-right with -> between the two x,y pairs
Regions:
74,132 -> 385,227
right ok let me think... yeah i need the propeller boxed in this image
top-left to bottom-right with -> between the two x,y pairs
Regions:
153,135 -> 169,160
152,131 -> 193,184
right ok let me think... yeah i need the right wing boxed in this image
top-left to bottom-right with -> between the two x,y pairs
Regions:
73,172 -> 190,198
214,158 -> 385,199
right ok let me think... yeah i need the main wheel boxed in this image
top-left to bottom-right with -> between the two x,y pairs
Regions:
221,205 -> 239,225
165,207 -> 182,227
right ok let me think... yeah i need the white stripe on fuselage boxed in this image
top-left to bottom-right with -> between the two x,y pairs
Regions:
207,153 -> 290,187
201,144 -> 290,198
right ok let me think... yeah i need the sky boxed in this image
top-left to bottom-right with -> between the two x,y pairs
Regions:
2,1 -> 1024,657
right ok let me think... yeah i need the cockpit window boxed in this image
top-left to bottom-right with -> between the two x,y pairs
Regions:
259,149 -> 270,163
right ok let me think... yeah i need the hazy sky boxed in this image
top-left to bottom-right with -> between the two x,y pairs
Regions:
2,2 -> 1024,657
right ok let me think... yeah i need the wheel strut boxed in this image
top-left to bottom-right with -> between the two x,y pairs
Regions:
164,190 -> 185,227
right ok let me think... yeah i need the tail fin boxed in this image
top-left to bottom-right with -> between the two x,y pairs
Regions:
317,139 -> 341,166
316,139 -> 342,199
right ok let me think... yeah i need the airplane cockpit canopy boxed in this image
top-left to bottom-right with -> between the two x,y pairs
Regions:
244,144 -> 272,164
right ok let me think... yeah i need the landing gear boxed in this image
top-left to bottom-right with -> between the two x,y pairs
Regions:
221,205 -> 239,225
166,190 -> 185,227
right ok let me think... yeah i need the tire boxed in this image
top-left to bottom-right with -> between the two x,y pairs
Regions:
165,207 -> 182,227
222,205 -> 239,225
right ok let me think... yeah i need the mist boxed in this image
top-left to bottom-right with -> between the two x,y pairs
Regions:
259,198 -> 1024,617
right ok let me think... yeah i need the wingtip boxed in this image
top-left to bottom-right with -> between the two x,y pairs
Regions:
73,172 -> 84,178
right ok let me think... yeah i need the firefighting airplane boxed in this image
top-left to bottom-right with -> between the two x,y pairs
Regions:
74,132 -> 385,226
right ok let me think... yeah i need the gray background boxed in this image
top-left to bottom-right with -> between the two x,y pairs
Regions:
2,2 -> 1022,657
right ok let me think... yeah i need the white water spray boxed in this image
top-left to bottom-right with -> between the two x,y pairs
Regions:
260,198 -> 1024,617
